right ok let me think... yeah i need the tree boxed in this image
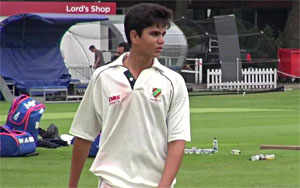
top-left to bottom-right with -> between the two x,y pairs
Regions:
283,0 -> 300,48
174,0 -> 189,19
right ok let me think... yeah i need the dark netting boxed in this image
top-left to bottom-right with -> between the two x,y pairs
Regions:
174,16 -> 278,69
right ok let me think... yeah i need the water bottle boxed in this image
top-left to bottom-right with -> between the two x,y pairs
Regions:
260,154 -> 266,160
191,146 -> 197,153
184,148 -> 189,154
250,154 -> 260,161
213,138 -> 218,152
259,154 -> 275,160
203,148 -> 215,154
249,154 -> 275,161
231,149 -> 241,155
266,154 -> 275,160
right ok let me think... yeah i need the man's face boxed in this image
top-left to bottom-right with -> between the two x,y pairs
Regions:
116,46 -> 125,56
135,25 -> 166,58
90,48 -> 96,53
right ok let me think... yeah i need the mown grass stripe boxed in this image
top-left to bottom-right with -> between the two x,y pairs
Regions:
0,112 -> 76,121
1,108 -> 294,121
190,108 -> 295,113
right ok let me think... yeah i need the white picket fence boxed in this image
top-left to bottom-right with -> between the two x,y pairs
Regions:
67,64 -> 92,84
181,58 -> 203,84
207,68 -> 277,89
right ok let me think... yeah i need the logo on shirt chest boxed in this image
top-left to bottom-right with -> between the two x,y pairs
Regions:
109,94 -> 120,105
151,88 -> 162,102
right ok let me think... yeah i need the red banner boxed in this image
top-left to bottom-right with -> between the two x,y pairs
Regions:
0,1 -> 116,16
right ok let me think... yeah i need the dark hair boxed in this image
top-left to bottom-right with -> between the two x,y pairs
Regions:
118,42 -> 129,52
124,3 -> 173,47
89,45 -> 95,50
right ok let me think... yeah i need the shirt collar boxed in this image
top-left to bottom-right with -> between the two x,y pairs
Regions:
110,52 -> 165,73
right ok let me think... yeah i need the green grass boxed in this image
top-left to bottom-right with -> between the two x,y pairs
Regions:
1,90 -> 300,188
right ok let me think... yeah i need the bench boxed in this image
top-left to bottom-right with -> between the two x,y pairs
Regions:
29,86 -> 68,101
67,95 -> 84,101
5,79 -> 15,96
69,79 -> 88,96
74,83 -> 88,95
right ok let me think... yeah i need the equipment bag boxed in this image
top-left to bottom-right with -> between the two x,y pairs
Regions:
6,94 -> 45,143
88,133 -> 101,157
0,125 -> 36,157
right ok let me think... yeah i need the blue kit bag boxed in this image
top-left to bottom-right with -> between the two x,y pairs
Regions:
0,125 -> 36,157
6,94 -> 45,143
88,133 -> 101,157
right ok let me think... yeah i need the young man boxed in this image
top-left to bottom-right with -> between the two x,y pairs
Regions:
89,45 -> 105,69
69,3 -> 190,188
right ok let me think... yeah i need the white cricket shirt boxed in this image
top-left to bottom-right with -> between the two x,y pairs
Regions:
70,53 -> 191,188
